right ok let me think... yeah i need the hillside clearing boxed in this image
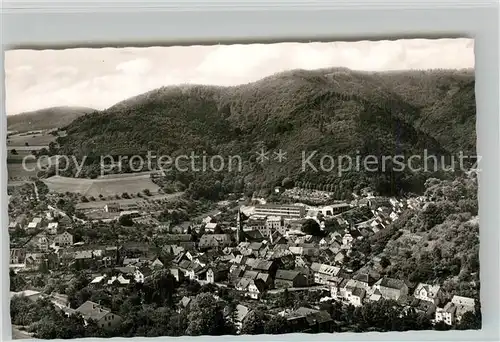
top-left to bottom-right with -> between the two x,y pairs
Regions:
42,174 -> 161,198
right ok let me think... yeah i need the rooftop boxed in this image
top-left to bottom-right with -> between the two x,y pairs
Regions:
275,269 -> 300,281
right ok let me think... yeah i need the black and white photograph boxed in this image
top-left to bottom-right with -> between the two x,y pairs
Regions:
6,38 -> 480,339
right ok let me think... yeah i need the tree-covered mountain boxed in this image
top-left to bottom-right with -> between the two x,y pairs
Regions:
7,106 -> 96,132
56,68 -> 476,198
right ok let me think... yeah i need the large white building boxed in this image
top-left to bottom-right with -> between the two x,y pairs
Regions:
254,204 -> 306,219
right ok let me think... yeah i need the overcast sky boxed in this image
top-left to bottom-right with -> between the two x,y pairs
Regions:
5,38 -> 474,115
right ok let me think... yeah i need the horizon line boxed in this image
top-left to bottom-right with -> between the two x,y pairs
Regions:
6,66 -> 475,116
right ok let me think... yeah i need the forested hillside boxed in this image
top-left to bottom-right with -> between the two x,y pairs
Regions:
353,174 -> 480,300
55,68 -> 476,198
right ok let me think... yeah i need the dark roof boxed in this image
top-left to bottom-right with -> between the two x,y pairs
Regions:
138,267 -> 153,276
236,277 -> 252,289
251,278 -> 267,292
352,273 -> 372,284
256,272 -> 270,283
351,287 -> 366,297
348,229 -> 362,238
179,241 -> 196,250
252,259 -> 274,271
209,263 -> 230,272
305,310 -> 333,326
164,234 -> 192,242
75,301 -> 114,321
248,242 -> 263,250
115,266 -> 136,274
379,277 -> 406,290
288,307 -> 332,326
275,269 -> 300,281
178,260 -> 201,271
245,230 -> 265,242
172,252 -> 187,264
242,270 -> 259,280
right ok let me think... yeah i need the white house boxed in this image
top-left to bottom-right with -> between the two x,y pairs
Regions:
310,262 -> 340,286
435,302 -> 456,325
47,222 -> 59,235
55,231 -> 73,247
27,222 -> 39,230
34,234 -> 50,251
414,283 -> 442,304
344,287 -> 365,307
107,275 -> 130,286
205,222 -> 218,232
451,295 -> 475,321
202,216 -> 213,224
247,280 -> 266,300
389,212 -> 399,221
90,275 -> 107,285
151,258 -> 164,268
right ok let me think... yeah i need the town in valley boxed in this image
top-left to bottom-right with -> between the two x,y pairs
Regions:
6,39 -> 479,338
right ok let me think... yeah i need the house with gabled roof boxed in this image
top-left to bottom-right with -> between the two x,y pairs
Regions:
151,258 -> 164,269
310,262 -> 340,286
284,307 -> 334,333
169,267 -> 185,282
247,279 -> 267,299
275,270 -> 308,289
74,301 -> 121,330
235,277 -> 252,292
344,286 -> 366,307
206,264 -> 230,283
90,275 -> 107,286
177,260 -> 205,280
10,248 -> 26,265
205,222 -> 218,232
224,304 -> 249,333
248,258 -> 278,276
230,254 -> 247,265
451,295 -> 475,321
349,272 -> 376,290
414,283 -> 443,305
107,275 -> 131,286
373,277 -> 409,301
435,302 -> 457,325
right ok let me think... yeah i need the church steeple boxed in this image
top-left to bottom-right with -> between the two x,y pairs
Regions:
236,208 -> 247,243
236,209 -> 241,243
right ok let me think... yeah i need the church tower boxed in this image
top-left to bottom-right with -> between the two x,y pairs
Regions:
236,209 -> 245,243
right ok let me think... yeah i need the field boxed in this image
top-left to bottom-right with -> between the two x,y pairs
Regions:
75,193 -> 184,211
42,174 -> 161,198
76,193 -> 184,220
6,132 -> 56,183
7,155 -> 58,183
7,132 -> 56,147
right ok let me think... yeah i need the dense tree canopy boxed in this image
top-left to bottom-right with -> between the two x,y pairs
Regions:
55,68 -> 474,197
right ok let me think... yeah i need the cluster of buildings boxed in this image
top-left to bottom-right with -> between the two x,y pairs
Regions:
8,185 -> 476,331
9,208 -> 78,270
